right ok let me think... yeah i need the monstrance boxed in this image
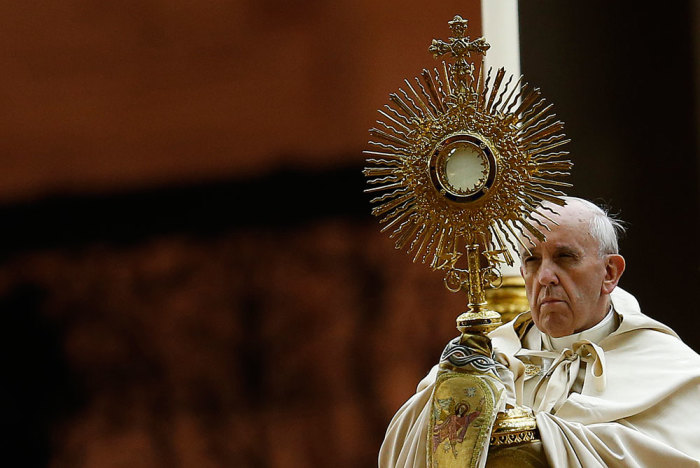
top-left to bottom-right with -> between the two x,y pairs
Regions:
364,16 -> 572,466
363,15 -> 571,331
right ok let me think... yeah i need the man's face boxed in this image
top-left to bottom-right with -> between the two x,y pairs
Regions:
519,203 -> 623,338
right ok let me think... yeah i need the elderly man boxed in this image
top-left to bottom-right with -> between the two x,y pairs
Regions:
379,197 -> 700,467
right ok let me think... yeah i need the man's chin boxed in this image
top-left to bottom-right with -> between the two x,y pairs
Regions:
536,310 -> 574,337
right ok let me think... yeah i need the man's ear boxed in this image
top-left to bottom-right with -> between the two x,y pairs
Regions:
602,254 -> 625,294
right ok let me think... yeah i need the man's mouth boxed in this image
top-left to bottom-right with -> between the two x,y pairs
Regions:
540,298 -> 564,306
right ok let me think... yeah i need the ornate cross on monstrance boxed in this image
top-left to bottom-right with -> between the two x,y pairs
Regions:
428,16 -> 490,86
364,15 -> 572,466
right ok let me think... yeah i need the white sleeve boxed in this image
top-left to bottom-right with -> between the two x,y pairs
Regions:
377,368 -> 436,468
536,413 -> 700,468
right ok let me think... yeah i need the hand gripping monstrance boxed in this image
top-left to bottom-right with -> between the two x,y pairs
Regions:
364,16 -> 571,467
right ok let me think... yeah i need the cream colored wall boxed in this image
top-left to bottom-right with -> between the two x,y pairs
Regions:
482,0 -> 523,277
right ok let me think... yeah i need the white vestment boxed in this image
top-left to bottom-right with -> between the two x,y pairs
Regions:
379,288 -> 700,467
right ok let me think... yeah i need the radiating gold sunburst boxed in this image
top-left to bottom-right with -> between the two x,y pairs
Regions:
364,16 -> 571,280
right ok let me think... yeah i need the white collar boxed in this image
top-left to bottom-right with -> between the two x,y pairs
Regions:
541,306 -> 617,351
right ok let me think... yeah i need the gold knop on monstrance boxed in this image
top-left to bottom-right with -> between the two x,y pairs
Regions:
363,15 -> 572,331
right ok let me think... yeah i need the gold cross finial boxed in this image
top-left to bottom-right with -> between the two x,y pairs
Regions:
429,15 -> 490,61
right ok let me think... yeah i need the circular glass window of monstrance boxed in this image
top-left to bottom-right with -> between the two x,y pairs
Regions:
429,134 -> 497,203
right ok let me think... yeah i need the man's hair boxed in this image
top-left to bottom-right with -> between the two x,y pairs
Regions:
561,197 -> 626,255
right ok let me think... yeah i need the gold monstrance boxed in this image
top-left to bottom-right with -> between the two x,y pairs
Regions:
364,16 -> 571,466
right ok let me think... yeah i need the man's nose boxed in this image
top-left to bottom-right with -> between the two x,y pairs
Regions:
537,261 -> 559,285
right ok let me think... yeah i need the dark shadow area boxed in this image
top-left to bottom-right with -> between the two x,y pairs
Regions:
0,164 -> 370,255
1,283 -> 83,467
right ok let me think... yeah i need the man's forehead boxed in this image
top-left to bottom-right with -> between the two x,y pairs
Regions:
535,200 -> 592,226
519,202 -> 597,254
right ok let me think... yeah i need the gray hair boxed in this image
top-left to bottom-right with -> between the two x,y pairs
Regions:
561,197 -> 626,255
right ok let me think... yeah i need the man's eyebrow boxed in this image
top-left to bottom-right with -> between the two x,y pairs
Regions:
554,245 -> 581,256
519,249 -> 539,259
